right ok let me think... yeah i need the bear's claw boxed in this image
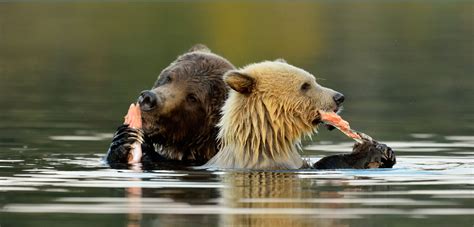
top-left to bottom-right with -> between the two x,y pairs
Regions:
106,124 -> 144,163
376,143 -> 396,168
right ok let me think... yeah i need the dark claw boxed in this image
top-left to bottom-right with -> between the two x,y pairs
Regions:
351,140 -> 396,169
313,139 -> 396,170
105,124 -> 145,164
375,143 -> 396,168
112,133 -> 142,145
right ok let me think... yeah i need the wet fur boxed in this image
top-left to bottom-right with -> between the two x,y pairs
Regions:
106,45 -> 396,170
142,50 -> 234,163
203,62 -> 338,169
202,61 -> 396,170
106,45 -> 234,164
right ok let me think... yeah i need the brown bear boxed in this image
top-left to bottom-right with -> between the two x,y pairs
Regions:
105,45 -> 395,169
106,44 -> 235,165
202,60 -> 395,170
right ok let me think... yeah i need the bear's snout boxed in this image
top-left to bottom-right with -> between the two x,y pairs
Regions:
138,90 -> 158,112
333,92 -> 345,106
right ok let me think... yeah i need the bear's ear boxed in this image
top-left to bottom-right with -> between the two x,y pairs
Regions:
274,58 -> 287,63
224,71 -> 255,94
188,44 -> 211,53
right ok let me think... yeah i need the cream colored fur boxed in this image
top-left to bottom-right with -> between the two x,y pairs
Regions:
203,61 -> 339,170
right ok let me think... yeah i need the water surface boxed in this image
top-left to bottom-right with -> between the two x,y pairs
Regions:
0,1 -> 473,226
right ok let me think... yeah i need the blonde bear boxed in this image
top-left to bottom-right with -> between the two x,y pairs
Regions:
203,60 -> 344,170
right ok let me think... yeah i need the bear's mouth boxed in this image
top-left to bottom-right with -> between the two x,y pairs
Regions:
323,122 -> 336,131
313,106 -> 343,130
313,119 -> 336,131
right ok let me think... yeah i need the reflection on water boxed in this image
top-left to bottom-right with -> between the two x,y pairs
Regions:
0,1 -> 473,226
1,139 -> 473,226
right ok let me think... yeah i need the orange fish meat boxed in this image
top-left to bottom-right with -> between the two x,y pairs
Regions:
124,103 -> 143,164
319,111 -> 363,142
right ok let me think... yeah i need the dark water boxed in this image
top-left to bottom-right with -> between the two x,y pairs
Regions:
0,1 -> 473,227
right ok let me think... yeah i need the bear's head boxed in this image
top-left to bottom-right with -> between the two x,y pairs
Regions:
204,60 -> 344,169
137,44 -> 235,162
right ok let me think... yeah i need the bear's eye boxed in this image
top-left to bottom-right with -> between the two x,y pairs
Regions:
301,82 -> 311,92
163,75 -> 172,84
187,94 -> 198,103
156,75 -> 171,87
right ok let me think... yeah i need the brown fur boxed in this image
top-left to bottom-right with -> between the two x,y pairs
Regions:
141,45 -> 235,163
107,45 -> 395,170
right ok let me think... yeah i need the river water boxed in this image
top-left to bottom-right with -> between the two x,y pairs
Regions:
0,1 -> 473,227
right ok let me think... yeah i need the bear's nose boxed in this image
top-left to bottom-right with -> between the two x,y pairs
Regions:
333,92 -> 345,106
138,90 -> 158,112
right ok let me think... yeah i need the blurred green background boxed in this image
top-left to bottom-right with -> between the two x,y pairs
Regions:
0,1 -> 473,147
0,2 -> 473,227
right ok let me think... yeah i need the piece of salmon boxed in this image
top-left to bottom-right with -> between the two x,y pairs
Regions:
319,111 -> 363,143
124,103 -> 143,164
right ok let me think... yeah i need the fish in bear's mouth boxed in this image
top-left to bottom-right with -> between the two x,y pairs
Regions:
312,106 -> 343,131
